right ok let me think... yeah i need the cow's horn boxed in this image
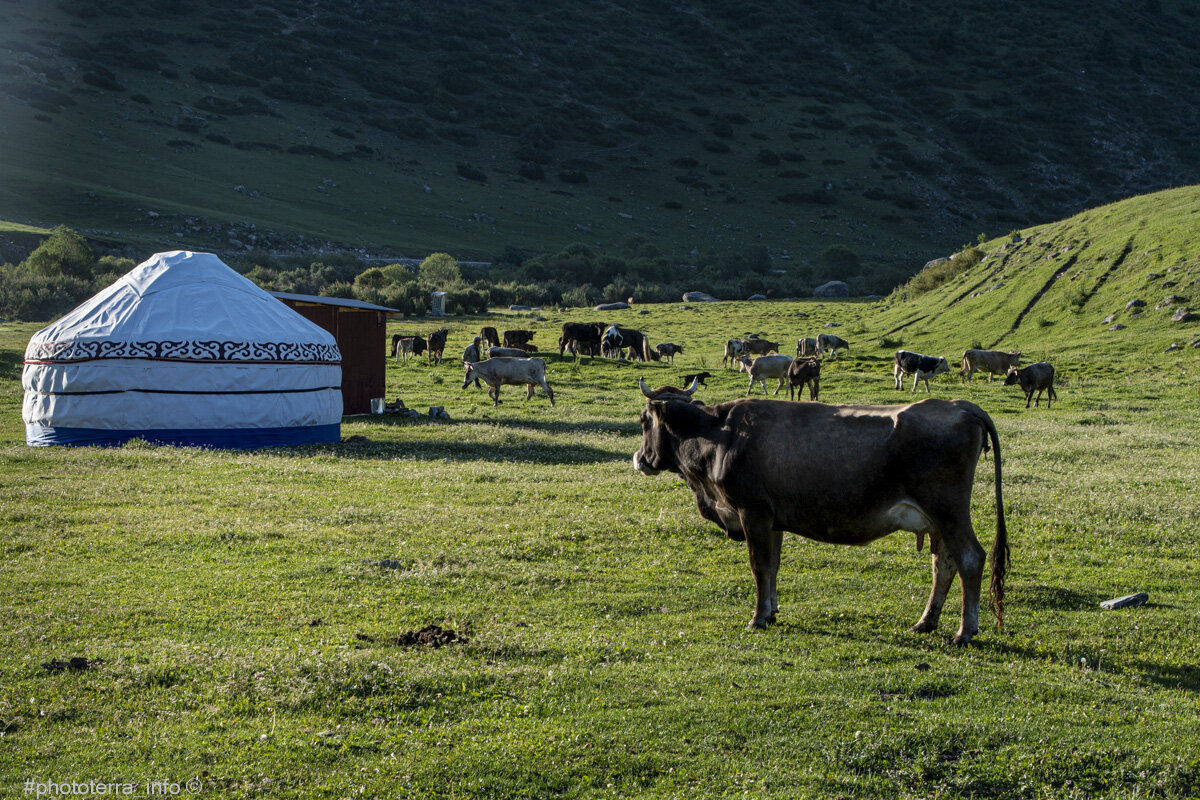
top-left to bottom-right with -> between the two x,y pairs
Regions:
683,376 -> 700,395
638,377 -> 655,398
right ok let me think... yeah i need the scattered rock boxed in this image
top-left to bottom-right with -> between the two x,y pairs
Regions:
1100,592 -> 1148,610
509,304 -> 532,311
1158,295 -> 1182,309
823,322 -> 842,327
813,280 -> 849,298
1172,308 -> 1198,323
1125,299 -> 1145,311
427,406 -> 450,420
594,302 -> 631,311
1166,343 -> 1181,352
1103,314 -> 1117,324
747,294 -> 767,301
1108,324 -> 1126,331
682,291 -> 719,302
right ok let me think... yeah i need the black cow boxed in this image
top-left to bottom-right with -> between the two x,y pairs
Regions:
480,326 -> 501,348
559,322 -> 605,357
1004,362 -> 1057,408
633,396 -> 1009,645
392,334 -> 427,362
503,329 -> 536,349
603,325 -> 655,361
655,343 -> 684,363
681,371 -> 713,388
426,328 -> 449,365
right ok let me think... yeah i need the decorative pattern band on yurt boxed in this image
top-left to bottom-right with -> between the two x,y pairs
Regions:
22,251 -> 343,448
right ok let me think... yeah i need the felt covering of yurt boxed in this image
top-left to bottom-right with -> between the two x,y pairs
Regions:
22,250 -> 342,448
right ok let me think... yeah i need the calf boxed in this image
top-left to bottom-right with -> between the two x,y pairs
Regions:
795,337 -> 819,357
463,357 -> 555,407
787,357 -> 821,401
1004,362 -> 1057,408
393,335 -> 427,363
894,350 -> 950,393
961,349 -> 1021,382
817,333 -> 850,359
655,342 -> 684,363
426,328 -> 449,365
741,353 -> 794,396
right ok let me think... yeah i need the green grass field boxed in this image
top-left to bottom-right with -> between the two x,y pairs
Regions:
2,281 -> 1199,798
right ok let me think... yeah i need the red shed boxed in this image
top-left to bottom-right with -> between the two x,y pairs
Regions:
271,293 -> 402,415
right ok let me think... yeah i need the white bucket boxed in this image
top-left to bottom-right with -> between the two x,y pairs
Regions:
370,398 -> 385,414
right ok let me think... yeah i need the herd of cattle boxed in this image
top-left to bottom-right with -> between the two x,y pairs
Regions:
384,320 -> 1066,644
390,324 -> 1058,409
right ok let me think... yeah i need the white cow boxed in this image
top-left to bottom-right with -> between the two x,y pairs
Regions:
463,358 -> 555,407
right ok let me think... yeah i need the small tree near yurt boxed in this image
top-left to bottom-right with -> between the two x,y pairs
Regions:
25,225 -> 95,278
418,252 -> 461,288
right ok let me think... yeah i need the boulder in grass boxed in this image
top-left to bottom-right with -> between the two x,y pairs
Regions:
813,280 -> 849,298
682,291 -> 719,302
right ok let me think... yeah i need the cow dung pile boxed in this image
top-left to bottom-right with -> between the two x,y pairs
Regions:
354,625 -> 466,648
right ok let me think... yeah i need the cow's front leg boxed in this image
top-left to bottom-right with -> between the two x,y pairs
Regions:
742,513 -> 782,628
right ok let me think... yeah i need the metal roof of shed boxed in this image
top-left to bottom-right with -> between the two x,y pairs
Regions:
269,292 -> 403,315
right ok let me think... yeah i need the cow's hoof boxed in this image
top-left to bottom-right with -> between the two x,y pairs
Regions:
747,618 -> 768,630
910,620 -> 938,634
949,633 -> 975,647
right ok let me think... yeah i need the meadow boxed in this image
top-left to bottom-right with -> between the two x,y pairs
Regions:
2,292 -> 1199,799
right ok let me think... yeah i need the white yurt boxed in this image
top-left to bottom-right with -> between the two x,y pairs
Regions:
23,250 -> 343,448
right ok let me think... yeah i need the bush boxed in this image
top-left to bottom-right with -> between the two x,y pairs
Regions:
898,246 -> 985,298
0,265 -> 93,320
25,226 -> 95,279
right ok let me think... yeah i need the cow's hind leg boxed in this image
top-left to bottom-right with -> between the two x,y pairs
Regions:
912,545 -> 957,635
924,524 -> 986,646
741,512 -> 782,629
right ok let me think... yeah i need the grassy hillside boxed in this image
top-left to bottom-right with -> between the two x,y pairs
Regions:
872,186 -> 1200,361
3,0 -> 1200,274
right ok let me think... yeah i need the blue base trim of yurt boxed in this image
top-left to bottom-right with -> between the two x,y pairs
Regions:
26,423 -> 341,449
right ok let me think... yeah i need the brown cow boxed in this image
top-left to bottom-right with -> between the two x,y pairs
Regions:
961,349 -> 1021,382
742,338 -> 780,356
787,357 -> 820,401
633,397 -> 1009,645
1004,362 -> 1057,408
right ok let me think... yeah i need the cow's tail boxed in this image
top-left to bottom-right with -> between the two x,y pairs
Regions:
973,407 -> 1010,631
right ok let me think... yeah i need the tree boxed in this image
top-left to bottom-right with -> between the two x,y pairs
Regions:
418,252 -> 461,288
25,225 -> 94,278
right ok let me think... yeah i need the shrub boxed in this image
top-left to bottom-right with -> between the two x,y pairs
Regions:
25,226 -> 94,278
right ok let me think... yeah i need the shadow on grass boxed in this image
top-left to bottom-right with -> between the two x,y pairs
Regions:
0,346 -> 22,382
348,414 -> 640,438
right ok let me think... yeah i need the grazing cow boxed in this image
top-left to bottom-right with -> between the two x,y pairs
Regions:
462,337 -> 483,388
1004,362 -> 1057,408
633,396 -> 1009,645
603,325 -> 654,361
743,338 -> 781,356
426,328 -> 449,365
740,353 -> 794,396
787,357 -> 821,401
894,350 -> 951,393
506,342 -> 538,353
463,357 -> 555,407
503,329 -> 536,349
723,339 -> 747,368
559,322 -> 605,357
796,337 -> 819,357
817,333 -> 850,359
480,326 -> 501,348
638,376 -> 701,403
960,349 -> 1022,382
393,335 -> 427,363
655,343 -> 684,363
487,346 -> 534,359
682,371 -> 712,388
